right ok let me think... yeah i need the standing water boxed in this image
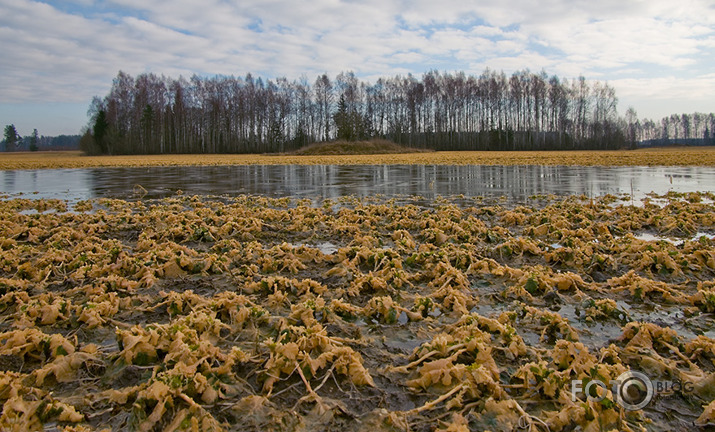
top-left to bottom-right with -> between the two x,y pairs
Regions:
1,164 -> 713,202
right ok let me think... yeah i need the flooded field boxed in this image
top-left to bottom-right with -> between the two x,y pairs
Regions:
0,190 -> 714,431
1,164 -> 714,203
0,164 -> 714,431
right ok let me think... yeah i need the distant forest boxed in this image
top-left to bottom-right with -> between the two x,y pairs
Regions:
629,112 -> 715,148
1,124 -> 80,152
80,69 -> 715,155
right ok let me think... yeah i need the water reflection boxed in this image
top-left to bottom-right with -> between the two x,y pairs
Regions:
3,170 -> 15,191
0,165 -> 713,202
0,168 -> 92,202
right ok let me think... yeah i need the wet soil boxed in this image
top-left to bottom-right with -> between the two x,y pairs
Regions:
0,192 -> 713,431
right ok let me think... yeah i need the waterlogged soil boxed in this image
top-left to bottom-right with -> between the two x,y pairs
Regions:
0,192 -> 714,431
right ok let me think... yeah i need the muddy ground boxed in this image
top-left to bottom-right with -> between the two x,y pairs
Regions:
0,192 -> 713,431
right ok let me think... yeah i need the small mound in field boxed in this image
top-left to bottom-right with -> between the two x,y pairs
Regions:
292,139 -> 432,155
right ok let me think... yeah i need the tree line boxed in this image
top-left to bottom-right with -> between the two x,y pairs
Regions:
624,109 -> 715,147
79,68 -> 668,154
2,125 -> 81,152
3,125 -> 39,152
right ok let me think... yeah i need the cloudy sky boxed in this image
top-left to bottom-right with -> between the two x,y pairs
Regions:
1,0 -> 714,137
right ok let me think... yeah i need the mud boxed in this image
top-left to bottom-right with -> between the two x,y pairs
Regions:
0,192 -> 713,431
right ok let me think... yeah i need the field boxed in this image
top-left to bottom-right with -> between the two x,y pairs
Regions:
1,146 -> 715,170
0,191 -> 714,431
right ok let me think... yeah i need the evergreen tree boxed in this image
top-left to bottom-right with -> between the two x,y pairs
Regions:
333,95 -> 367,141
334,95 -> 351,140
3,125 -> 19,152
29,129 -> 39,151
93,110 -> 110,153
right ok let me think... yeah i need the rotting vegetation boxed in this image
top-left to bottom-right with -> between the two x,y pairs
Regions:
0,191 -> 714,431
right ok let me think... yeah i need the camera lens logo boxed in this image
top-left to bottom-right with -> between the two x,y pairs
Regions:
614,371 -> 653,410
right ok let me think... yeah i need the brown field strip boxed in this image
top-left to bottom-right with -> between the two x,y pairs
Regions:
1,146 -> 714,170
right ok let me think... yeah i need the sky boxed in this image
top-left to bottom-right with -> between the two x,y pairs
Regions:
0,0 -> 713,137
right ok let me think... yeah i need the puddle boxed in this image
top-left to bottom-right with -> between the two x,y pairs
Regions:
632,232 -> 715,245
289,241 -> 339,255
313,241 -> 339,255
633,233 -> 684,245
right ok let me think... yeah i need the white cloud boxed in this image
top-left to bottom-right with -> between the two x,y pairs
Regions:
613,74 -> 715,119
613,74 -> 715,100
0,0 -> 713,134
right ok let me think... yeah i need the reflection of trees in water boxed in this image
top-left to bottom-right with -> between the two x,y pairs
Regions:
3,170 -> 16,191
1,165 -> 708,202
430,165 -> 592,198
85,165 -> 631,201
1,169 -> 93,201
